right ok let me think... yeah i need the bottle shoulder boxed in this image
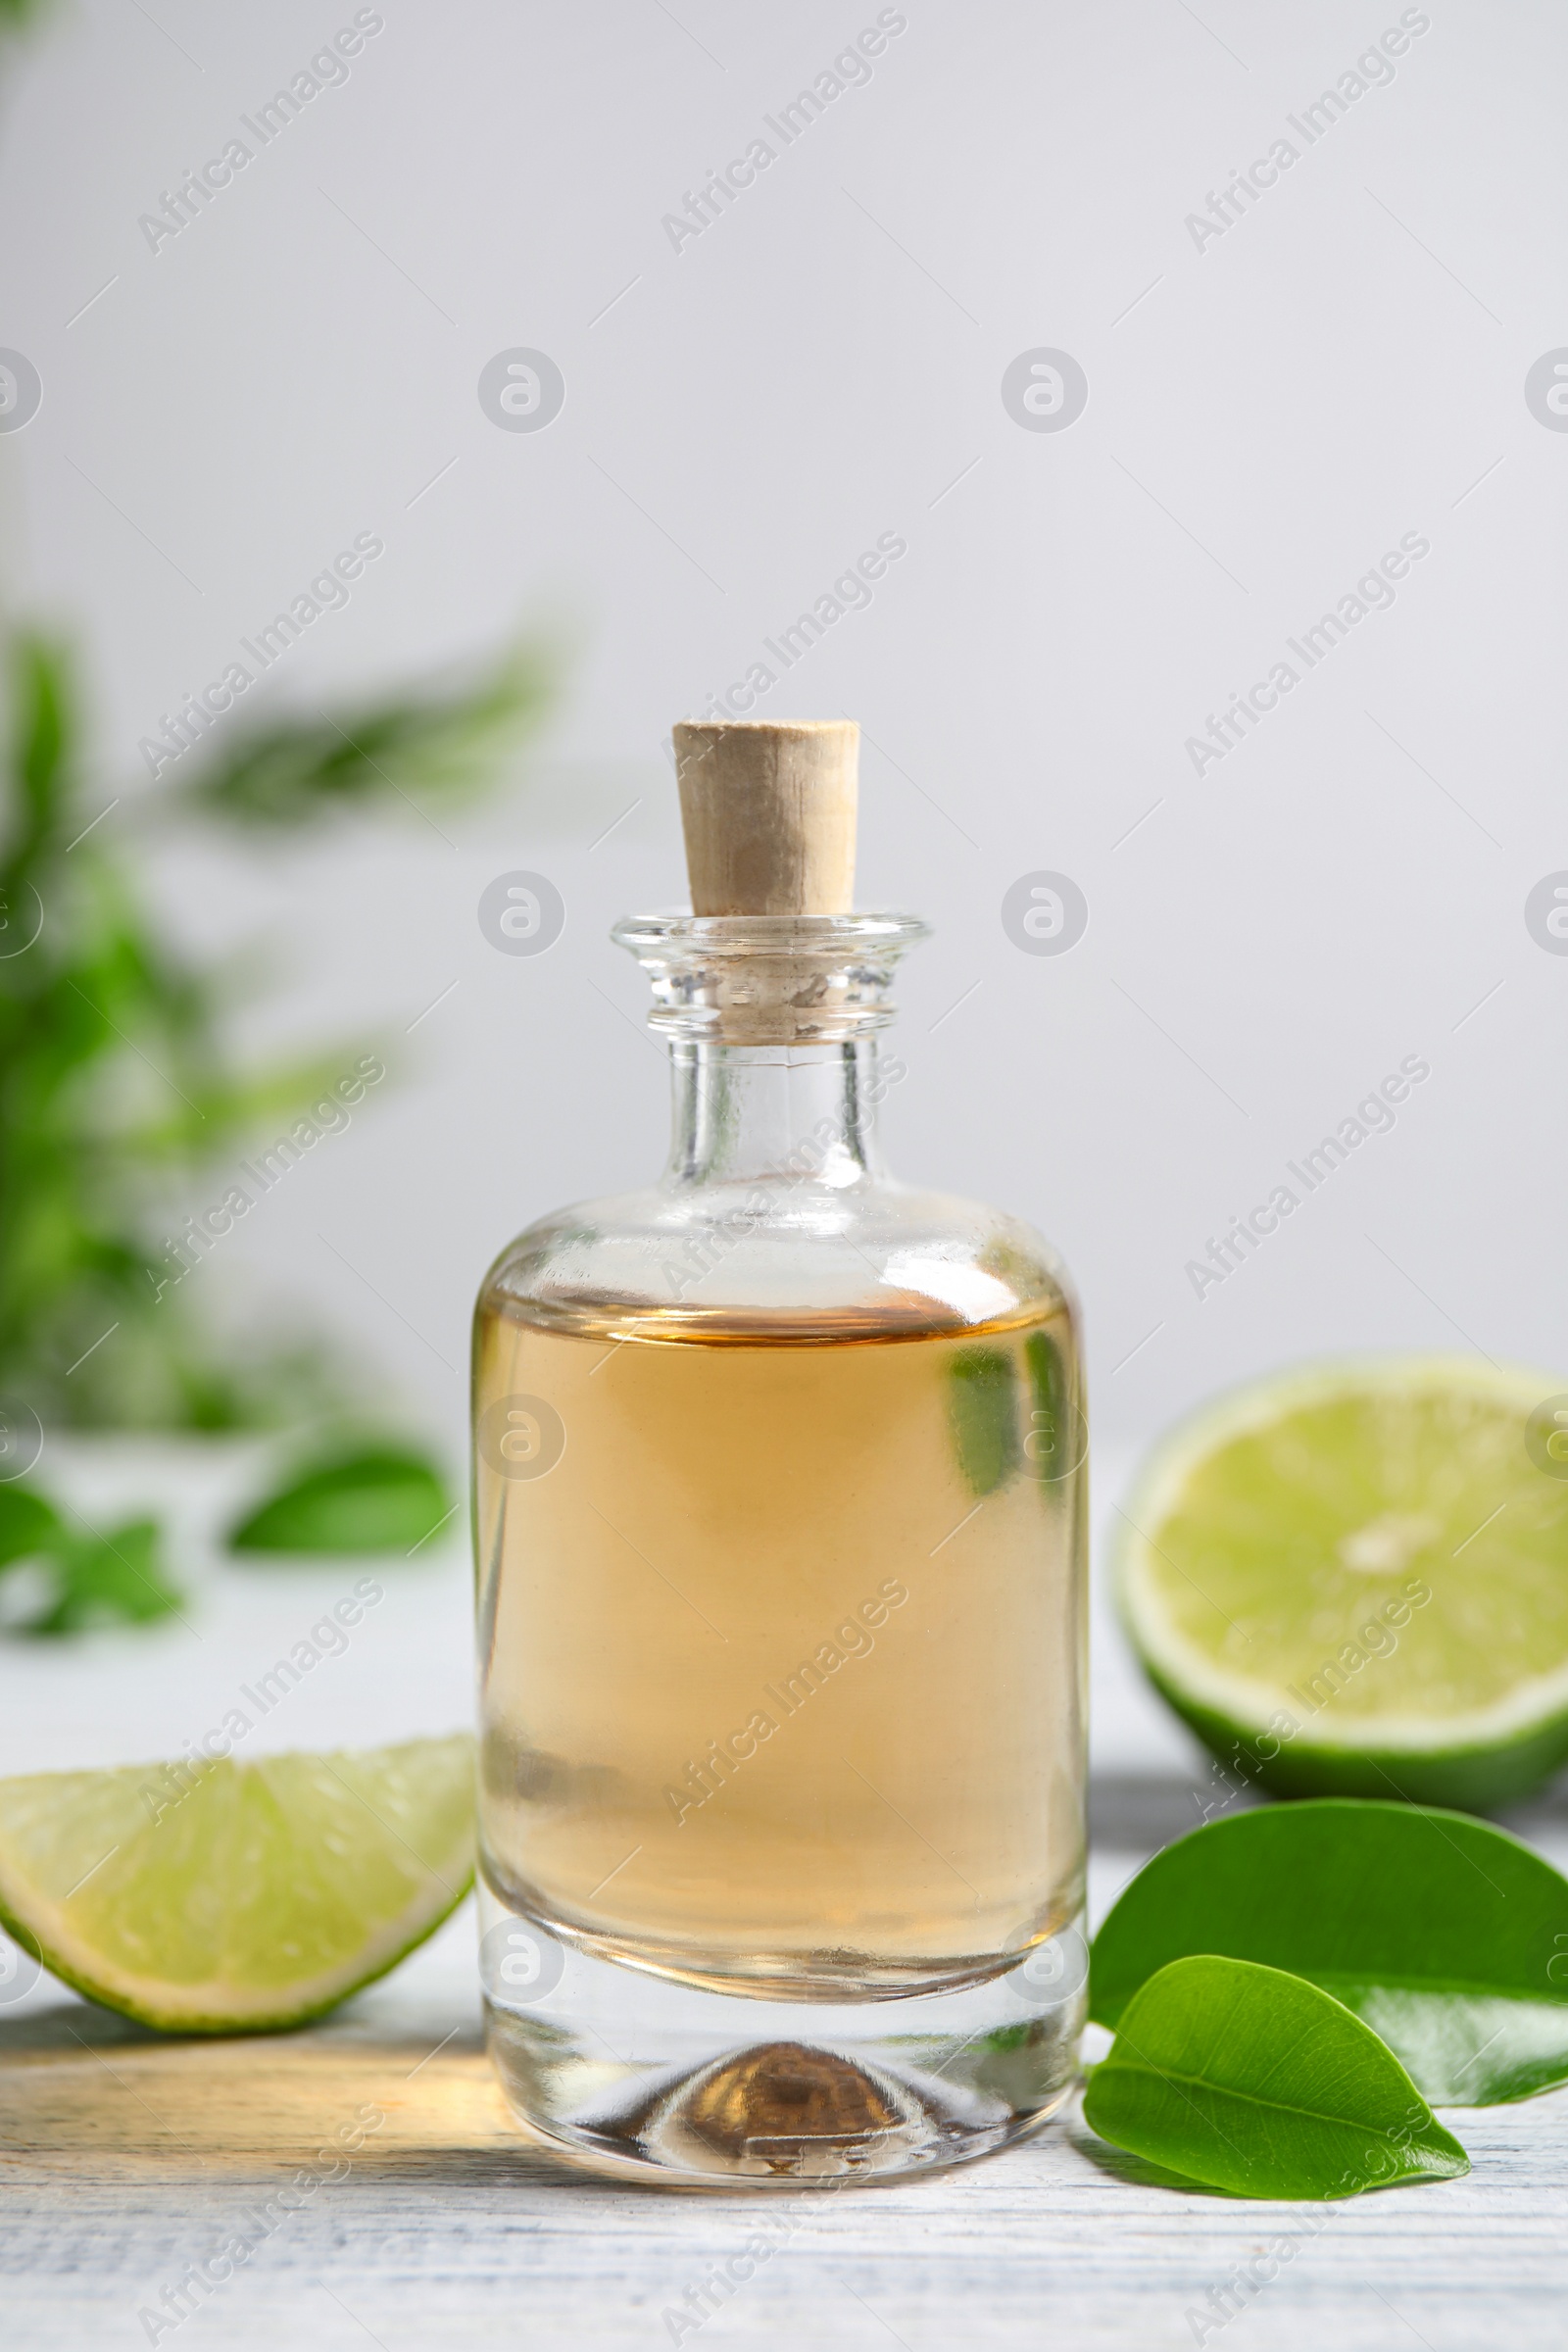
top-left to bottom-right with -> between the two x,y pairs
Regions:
477,1176 -> 1077,1342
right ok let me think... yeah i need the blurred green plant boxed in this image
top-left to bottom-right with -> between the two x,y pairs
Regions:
228,1441 -> 455,1556
0,630 -> 552,1432
0,1485 -> 179,1636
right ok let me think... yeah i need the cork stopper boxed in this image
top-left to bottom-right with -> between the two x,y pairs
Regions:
673,719 -> 858,916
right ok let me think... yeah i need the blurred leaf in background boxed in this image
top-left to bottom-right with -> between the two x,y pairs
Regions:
0,1485 -> 182,1635
0,630 -> 554,1433
228,1442 -> 454,1556
176,644 -> 550,830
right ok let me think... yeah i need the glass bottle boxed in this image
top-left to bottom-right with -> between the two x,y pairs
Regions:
472,720 -> 1087,2186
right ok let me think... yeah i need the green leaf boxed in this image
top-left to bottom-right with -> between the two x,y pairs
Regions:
179,642 -> 554,829
1024,1325 -> 1065,1427
19,1518 -> 183,1637
1083,1954 -> 1469,2199
10,634 -> 72,842
0,1489 -> 183,1636
115,1047 -> 392,1163
229,1446 -> 454,1555
1023,1324 -> 1080,1488
1090,1798 -> 1568,2106
947,1346 -> 1019,1496
0,1484 -> 64,1568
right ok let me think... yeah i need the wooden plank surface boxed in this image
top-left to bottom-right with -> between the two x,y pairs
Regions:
3,1444 -> 1566,2347
7,1886 -> 1567,2352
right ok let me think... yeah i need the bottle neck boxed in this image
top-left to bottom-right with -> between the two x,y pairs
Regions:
663,1040 -> 890,1191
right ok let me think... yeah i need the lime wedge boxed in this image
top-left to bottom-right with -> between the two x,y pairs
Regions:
0,1735 -> 473,2032
1114,1358 -> 1568,1809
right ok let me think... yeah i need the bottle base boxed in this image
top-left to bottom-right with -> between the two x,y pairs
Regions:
479,1885 -> 1085,2189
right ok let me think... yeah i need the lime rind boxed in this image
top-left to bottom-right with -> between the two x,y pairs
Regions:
1114,1355 -> 1568,1806
1141,1667 -> 1568,1810
0,1871 -> 472,2035
0,1736 -> 475,2034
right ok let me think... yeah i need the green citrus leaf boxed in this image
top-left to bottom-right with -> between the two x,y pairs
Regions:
21,1518 -> 183,1636
229,1446 -> 453,1555
947,1346 -> 1019,1496
1083,1954 -> 1469,2198
181,641 -> 553,828
1090,1798 -> 1568,2106
0,1485 -> 65,1569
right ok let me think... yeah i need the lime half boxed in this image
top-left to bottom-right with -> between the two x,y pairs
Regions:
1115,1358 -> 1568,1809
0,1735 -> 473,2033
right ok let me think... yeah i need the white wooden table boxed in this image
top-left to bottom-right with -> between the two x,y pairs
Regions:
4,1443 -> 1565,2348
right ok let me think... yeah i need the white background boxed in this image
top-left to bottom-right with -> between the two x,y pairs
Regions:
3,0 -> 1564,1465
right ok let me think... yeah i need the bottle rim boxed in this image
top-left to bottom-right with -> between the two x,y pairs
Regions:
611,910 -> 931,956
611,912 -> 930,1043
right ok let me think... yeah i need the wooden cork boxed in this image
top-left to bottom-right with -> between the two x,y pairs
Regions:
673,720 -> 858,916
